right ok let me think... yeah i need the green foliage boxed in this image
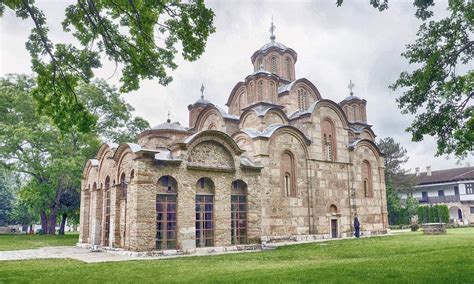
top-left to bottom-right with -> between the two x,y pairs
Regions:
0,74 -> 149,233
417,205 -> 449,223
378,137 -> 417,225
377,137 -> 415,192
0,169 -> 22,225
335,0 -> 434,19
1,0 -> 215,133
391,0 -> 474,158
337,0 -> 473,158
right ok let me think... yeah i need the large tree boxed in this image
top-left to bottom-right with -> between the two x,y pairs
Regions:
337,0 -> 473,158
0,74 -> 149,234
0,1 -> 215,133
377,137 -> 417,225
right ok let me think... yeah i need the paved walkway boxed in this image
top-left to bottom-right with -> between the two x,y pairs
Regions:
0,234 -> 390,263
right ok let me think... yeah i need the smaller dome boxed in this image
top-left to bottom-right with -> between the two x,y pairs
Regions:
342,95 -> 363,102
152,121 -> 188,131
259,41 -> 290,52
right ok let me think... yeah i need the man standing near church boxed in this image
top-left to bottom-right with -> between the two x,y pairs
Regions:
354,217 -> 360,238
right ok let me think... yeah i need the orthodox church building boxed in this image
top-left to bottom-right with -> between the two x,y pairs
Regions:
80,25 -> 388,252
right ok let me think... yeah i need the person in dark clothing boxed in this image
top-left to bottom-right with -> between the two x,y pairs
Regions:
354,217 -> 360,238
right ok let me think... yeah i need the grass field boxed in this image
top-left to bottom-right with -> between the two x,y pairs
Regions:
0,233 -> 78,251
0,228 -> 473,283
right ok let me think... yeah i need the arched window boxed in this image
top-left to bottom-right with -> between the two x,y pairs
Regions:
130,170 -> 134,179
285,57 -> 292,79
249,82 -> 255,104
270,82 -> 275,102
281,151 -> 296,197
239,92 -> 246,110
321,119 -> 336,161
104,176 -> 111,246
257,81 -> 263,101
231,180 -> 247,245
156,176 -> 178,250
362,160 -> 373,198
256,57 -> 262,70
297,88 -> 308,111
120,172 -> 127,200
352,105 -> 358,121
92,182 -> 97,191
271,56 -> 277,73
196,178 -> 214,247
360,105 -> 366,122
329,204 -> 338,214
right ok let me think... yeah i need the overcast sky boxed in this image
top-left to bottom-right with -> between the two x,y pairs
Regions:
1,0 -> 472,172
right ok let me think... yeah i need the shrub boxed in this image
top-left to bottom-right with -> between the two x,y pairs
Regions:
417,205 -> 449,223
410,223 -> 419,231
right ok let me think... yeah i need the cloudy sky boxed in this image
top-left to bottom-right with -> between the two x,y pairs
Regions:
1,0 -> 471,172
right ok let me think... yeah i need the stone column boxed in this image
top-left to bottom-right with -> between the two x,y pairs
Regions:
177,173 -> 196,252
90,188 -> 103,245
79,184 -> 90,244
109,184 -> 118,247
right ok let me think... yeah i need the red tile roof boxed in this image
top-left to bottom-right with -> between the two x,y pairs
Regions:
416,166 -> 474,185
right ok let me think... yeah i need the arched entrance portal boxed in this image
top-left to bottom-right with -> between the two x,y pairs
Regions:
449,206 -> 463,223
329,204 -> 339,238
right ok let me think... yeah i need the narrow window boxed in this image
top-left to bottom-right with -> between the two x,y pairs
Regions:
104,176 -> 111,246
120,173 -> 127,200
281,152 -> 296,197
438,190 -> 444,197
156,176 -> 178,250
231,180 -> 247,245
270,82 -> 275,102
362,161 -> 372,198
285,57 -> 291,79
257,81 -> 263,101
271,56 -> 277,73
196,178 -> 214,247
322,119 -> 336,161
352,105 -> 357,121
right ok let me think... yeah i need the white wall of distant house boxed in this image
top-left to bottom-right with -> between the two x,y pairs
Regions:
400,180 -> 474,201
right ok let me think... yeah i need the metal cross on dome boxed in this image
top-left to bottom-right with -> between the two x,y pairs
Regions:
200,83 -> 205,99
348,80 -> 355,96
269,17 -> 276,42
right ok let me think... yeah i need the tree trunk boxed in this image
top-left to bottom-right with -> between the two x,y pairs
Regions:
40,211 -> 48,234
47,208 -> 57,235
59,214 -> 67,235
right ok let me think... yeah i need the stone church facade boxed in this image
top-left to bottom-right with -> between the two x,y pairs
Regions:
80,30 -> 388,252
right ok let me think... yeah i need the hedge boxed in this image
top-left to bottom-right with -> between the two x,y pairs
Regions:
417,205 -> 449,223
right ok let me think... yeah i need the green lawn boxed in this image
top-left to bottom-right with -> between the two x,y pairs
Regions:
1,228 -> 473,283
0,233 -> 78,251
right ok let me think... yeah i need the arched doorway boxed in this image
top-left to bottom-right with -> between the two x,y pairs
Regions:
449,206 -> 462,223
329,204 -> 339,238
196,178 -> 215,248
156,176 -> 178,250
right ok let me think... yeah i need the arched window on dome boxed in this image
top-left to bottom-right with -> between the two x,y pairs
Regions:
297,88 -> 308,111
239,92 -> 246,110
257,81 -> 263,101
285,57 -> 292,79
249,82 -> 255,104
362,160 -> 373,198
270,82 -> 275,102
352,105 -> 358,121
281,151 -> 296,197
256,57 -> 262,70
321,119 -> 336,161
360,105 -> 366,122
271,56 -> 277,73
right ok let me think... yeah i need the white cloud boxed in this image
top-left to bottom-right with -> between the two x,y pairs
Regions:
1,0 -> 471,171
